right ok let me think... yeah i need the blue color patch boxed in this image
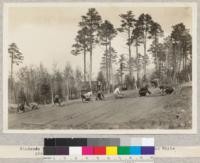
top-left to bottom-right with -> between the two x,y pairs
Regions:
130,146 -> 141,155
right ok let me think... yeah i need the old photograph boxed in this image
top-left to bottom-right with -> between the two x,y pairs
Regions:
4,3 -> 197,133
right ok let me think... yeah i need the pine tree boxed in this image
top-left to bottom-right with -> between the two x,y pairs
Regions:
132,23 -> 143,88
149,21 -> 164,72
99,20 -> 117,91
100,47 -> 117,89
116,54 -> 127,85
135,14 -> 153,76
79,8 -> 102,88
71,27 -> 90,81
118,11 -> 136,79
8,43 -> 24,102
171,23 -> 192,83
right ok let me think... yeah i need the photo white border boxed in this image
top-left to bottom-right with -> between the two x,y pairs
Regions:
2,2 -> 198,134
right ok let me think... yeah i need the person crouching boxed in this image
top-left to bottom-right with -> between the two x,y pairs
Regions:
81,91 -> 92,102
96,90 -> 104,101
159,85 -> 174,96
54,95 -> 61,106
113,85 -> 124,99
139,85 -> 151,96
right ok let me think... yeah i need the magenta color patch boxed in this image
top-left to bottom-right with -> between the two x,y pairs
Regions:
82,146 -> 93,155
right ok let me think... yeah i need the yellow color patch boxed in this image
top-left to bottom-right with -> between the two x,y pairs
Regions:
106,146 -> 118,155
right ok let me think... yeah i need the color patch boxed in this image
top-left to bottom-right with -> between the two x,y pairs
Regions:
106,146 -> 118,155
130,138 -> 142,146
82,146 -> 93,155
93,146 -> 106,155
44,138 -> 56,146
130,146 -> 141,155
118,146 -> 130,155
69,147 -> 82,155
43,147 -> 56,155
142,138 -> 154,146
120,138 -> 131,146
55,138 -> 87,146
55,146 -> 69,155
141,146 -> 155,155
87,138 -> 120,146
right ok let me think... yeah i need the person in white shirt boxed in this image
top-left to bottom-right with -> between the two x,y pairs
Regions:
113,86 -> 124,98
84,91 -> 92,98
114,87 -> 120,95
81,91 -> 92,102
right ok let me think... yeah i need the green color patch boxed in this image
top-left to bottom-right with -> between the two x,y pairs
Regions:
117,146 -> 130,155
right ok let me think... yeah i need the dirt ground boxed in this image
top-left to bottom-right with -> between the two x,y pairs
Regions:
8,85 -> 192,130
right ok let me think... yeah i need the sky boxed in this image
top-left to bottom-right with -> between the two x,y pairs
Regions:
6,3 -> 193,79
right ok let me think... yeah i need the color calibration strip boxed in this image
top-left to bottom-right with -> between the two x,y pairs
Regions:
43,138 -> 154,156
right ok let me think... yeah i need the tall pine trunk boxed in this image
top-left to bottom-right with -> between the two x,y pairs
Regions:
128,28 -> 132,79
64,79 -> 69,102
154,35 -> 159,73
83,47 -> 86,82
143,31 -> 147,77
51,87 -> 54,104
108,41 -> 112,92
89,43 -> 92,89
105,41 -> 109,93
10,52 -> 13,103
51,80 -> 54,104
177,43 -> 182,78
136,41 -> 140,89
173,44 -> 177,84
120,70 -> 123,85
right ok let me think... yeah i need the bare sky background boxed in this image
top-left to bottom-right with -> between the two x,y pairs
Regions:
7,4 -> 192,79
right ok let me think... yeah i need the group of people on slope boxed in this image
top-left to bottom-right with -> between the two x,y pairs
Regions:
54,81 -> 175,104
113,83 -> 174,99
81,81 -> 104,103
